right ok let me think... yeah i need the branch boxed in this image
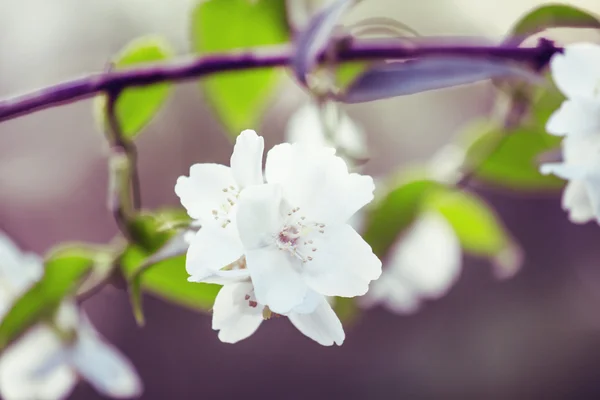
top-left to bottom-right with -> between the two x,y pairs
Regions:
0,38 -> 561,123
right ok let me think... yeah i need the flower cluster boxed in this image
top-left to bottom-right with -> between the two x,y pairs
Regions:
0,232 -> 141,400
540,43 -> 600,223
175,129 -> 382,345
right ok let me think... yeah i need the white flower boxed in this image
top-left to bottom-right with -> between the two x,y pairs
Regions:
541,135 -> 600,223
175,129 -> 264,283
0,302 -> 142,400
212,280 -> 344,346
360,212 -> 461,314
0,232 -> 43,318
235,144 -> 381,314
285,102 -> 368,163
178,131 -> 381,315
546,43 -> 600,137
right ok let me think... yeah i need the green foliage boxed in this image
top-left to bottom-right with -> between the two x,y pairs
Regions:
95,36 -> 173,139
191,0 -> 289,138
424,190 -> 509,257
333,297 -> 361,326
121,210 -> 218,324
334,61 -> 371,93
508,4 -> 600,42
362,179 -> 441,258
0,245 -> 101,350
462,120 -> 563,191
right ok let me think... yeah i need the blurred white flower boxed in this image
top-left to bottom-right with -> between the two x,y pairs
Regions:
0,302 -> 142,400
360,212 -> 461,314
541,135 -> 600,224
546,43 -> 600,137
236,144 -> 380,314
175,130 -> 264,284
0,232 -> 142,399
285,102 -> 368,164
213,280 -> 344,346
0,232 -> 44,318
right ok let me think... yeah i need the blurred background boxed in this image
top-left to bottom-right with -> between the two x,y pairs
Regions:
2,0 -> 600,398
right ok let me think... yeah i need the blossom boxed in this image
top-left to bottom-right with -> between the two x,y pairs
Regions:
235,144 -> 381,314
546,43 -> 600,137
285,102 -> 368,163
0,232 -> 142,400
178,131 -> 381,315
175,129 -> 264,283
212,279 -> 344,346
360,212 -> 461,314
0,302 -> 142,400
541,135 -> 600,223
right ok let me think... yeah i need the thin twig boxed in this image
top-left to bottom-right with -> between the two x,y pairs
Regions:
0,39 -> 561,123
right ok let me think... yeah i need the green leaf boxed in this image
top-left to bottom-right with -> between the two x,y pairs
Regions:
508,4 -> 600,43
191,0 -> 290,138
121,246 -> 219,314
0,245 -> 97,350
424,190 -> 508,256
362,179 -> 441,258
95,36 -> 173,139
334,61 -> 371,92
462,120 -> 563,191
333,297 -> 361,326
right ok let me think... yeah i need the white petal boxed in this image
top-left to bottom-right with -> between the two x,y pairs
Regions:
245,247 -> 309,314
0,326 -> 76,400
290,289 -> 322,314
212,282 -> 263,344
551,43 -> 600,99
360,275 -> 421,315
174,164 -> 237,222
288,295 -> 345,346
0,232 -> 43,296
546,99 -> 600,136
185,224 -> 246,284
302,224 -> 382,298
72,318 -> 142,398
265,143 -> 375,225
385,212 -> 461,296
562,180 -> 595,223
540,162 -> 587,180
236,184 -> 287,250
230,129 -> 265,188
285,103 -> 329,148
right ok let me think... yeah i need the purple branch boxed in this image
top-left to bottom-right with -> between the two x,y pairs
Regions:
0,39 -> 561,123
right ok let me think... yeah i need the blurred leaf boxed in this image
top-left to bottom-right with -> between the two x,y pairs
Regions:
191,0 -> 289,137
121,210 -> 217,323
333,297 -> 361,326
508,4 -> 600,44
463,120 -> 563,191
0,245 -> 98,350
425,190 -> 508,256
121,246 -> 219,315
95,36 -> 173,139
343,57 -> 540,103
363,179 -> 441,258
531,79 -> 565,126
293,0 -> 355,83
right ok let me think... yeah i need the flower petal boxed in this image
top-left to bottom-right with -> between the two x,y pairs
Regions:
288,295 -> 345,346
546,99 -> 600,136
359,276 -> 421,315
174,164 -> 237,222
245,247 -> 309,314
230,129 -> 265,188
185,224 -> 246,284
0,326 -> 76,400
563,180 -> 595,223
212,282 -> 263,344
72,319 -> 142,398
236,184 -> 287,250
0,232 -> 44,296
302,224 -> 381,297
265,143 -> 375,225
551,43 -> 600,99
385,212 -> 461,296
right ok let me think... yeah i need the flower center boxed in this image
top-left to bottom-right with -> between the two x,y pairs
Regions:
274,206 -> 325,263
211,185 -> 239,228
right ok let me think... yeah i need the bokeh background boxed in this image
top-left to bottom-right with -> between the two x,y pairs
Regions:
2,0 -> 600,398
